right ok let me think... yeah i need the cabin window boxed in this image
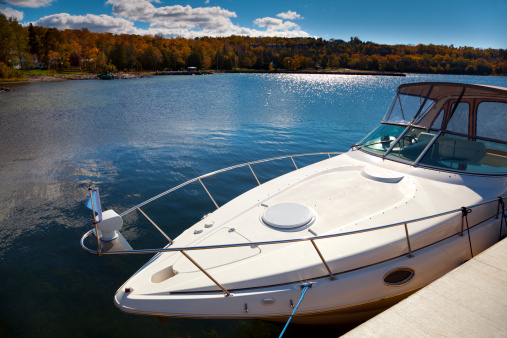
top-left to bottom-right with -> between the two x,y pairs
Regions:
383,268 -> 415,286
477,102 -> 507,142
358,124 -> 406,155
445,102 -> 470,135
430,108 -> 444,130
383,85 -> 433,124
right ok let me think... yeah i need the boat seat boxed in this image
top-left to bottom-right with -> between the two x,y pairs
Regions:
417,132 -> 435,143
434,138 -> 486,165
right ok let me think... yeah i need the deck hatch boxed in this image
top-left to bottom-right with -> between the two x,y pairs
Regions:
262,203 -> 315,229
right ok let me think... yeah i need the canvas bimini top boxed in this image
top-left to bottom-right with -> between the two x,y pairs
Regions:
356,82 -> 507,174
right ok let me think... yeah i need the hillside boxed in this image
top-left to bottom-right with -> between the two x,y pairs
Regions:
1,13 -> 506,78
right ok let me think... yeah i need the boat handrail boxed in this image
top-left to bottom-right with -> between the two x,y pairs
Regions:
81,195 -> 506,256
80,151 -> 506,295
119,152 -> 341,217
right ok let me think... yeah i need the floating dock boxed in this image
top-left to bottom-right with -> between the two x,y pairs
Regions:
343,238 -> 507,337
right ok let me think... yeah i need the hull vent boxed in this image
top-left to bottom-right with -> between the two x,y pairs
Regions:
383,268 -> 415,286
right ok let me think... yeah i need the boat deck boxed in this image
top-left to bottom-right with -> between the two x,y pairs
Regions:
343,237 -> 507,337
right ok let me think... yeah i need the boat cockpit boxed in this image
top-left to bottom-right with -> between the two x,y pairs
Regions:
356,82 -> 507,174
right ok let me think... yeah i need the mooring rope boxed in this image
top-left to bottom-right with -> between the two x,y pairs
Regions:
279,284 -> 311,338
461,207 -> 474,258
499,197 -> 506,240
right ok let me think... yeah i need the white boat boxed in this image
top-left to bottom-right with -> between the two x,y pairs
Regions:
81,82 -> 507,325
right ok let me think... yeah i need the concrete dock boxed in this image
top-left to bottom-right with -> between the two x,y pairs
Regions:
343,238 -> 507,337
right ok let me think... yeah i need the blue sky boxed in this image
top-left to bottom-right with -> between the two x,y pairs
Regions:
1,0 -> 506,49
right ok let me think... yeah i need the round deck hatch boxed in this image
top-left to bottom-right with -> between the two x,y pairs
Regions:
262,203 -> 314,229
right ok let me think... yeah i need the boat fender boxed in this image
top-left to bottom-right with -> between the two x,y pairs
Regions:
97,209 -> 123,241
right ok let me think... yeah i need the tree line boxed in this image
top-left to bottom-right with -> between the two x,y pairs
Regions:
1,13 -> 506,78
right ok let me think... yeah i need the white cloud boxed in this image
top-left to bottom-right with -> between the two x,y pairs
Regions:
251,16 -> 309,37
0,4 -> 24,20
276,10 -> 302,20
107,0 -> 237,31
254,17 -> 299,31
252,16 -> 310,38
26,0 -> 310,39
104,0 -> 310,38
2,0 -> 55,8
32,13 -> 141,34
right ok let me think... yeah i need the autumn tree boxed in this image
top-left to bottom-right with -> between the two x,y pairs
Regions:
0,21 -> 505,76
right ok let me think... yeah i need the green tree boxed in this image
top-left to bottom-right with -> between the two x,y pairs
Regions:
186,48 -> 202,69
141,46 -> 163,70
69,52 -> 82,68
0,14 -> 28,68
28,23 -> 43,56
0,14 -> 14,65
41,28 -> 62,68
110,42 -> 128,70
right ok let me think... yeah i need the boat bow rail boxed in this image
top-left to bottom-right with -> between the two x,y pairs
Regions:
80,152 -> 507,296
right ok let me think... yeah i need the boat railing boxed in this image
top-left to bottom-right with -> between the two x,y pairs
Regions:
118,152 -> 340,217
80,153 -> 507,297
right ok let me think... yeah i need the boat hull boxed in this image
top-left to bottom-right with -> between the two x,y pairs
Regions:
266,289 -> 420,325
115,214 -> 503,323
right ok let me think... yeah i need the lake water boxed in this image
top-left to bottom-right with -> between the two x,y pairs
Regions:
1,73 -> 506,337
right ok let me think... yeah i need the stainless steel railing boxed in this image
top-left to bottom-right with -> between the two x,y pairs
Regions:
80,152 -> 507,296
119,152 -> 338,217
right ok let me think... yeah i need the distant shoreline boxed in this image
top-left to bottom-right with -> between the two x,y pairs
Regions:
2,69 -> 405,84
222,69 -> 406,76
155,69 -> 405,77
23,72 -> 149,82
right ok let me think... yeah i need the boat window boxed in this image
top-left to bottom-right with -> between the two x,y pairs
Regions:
358,124 -> 407,155
445,102 -> 470,134
386,127 -> 437,162
382,85 -> 433,124
418,133 -> 507,174
430,108 -> 444,129
477,101 -> 507,142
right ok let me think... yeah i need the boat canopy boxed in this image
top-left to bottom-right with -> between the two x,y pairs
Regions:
358,82 -> 507,174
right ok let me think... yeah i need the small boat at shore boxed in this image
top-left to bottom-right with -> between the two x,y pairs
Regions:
97,73 -> 115,80
81,82 -> 507,325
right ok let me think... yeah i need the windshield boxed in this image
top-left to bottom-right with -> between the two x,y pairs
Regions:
358,124 -> 406,155
356,83 -> 507,175
386,127 -> 437,163
358,124 -> 507,174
